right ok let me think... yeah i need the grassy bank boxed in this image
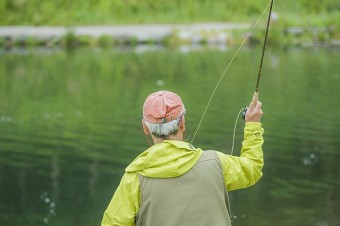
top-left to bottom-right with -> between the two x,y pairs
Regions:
1,0 -> 339,27
1,0 -> 339,48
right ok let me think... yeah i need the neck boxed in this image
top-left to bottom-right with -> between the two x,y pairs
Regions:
151,133 -> 183,144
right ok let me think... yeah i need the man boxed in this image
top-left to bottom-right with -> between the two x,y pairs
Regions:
102,90 -> 264,226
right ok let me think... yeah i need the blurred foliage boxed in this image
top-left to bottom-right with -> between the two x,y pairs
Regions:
0,0 -> 339,26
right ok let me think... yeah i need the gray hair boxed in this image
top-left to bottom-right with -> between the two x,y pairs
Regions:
144,116 -> 184,138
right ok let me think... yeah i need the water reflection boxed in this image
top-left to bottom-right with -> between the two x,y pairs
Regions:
0,47 -> 339,226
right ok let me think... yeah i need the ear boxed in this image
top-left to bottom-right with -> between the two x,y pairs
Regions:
179,116 -> 186,132
142,119 -> 150,135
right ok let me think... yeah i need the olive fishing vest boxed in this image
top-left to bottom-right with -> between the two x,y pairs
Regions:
136,150 -> 232,226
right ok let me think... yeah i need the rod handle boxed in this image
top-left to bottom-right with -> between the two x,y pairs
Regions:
252,92 -> 259,105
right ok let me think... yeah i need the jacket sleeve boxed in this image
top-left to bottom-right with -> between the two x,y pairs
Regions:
101,173 -> 140,226
216,122 -> 264,191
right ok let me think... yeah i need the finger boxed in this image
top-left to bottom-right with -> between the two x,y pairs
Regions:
254,101 -> 262,111
248,101 -> 255,111
248,92 -> 258,111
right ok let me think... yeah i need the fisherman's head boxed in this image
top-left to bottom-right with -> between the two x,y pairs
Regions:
142,90 -> 186,142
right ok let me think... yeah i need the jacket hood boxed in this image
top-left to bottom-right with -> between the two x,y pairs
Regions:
125,140 -> 203,178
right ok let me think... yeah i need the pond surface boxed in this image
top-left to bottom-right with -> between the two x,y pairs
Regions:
0,46 -> 339,226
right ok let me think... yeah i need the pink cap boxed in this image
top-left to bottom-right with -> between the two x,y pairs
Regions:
143,90 -> 186,123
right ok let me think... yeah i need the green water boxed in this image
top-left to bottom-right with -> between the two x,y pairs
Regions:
0,46 -> 339,226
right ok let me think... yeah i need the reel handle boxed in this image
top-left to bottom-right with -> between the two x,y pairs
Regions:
242,106 -> 248,120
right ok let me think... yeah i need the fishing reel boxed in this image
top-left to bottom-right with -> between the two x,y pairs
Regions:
241,106 -> 248,121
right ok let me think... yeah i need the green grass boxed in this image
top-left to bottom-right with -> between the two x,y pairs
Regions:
1,0 -> 339,27
1,0 -> 339,47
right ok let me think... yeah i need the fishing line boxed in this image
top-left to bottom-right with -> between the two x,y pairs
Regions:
230,108 -> 244,155
190,0 -> 272,144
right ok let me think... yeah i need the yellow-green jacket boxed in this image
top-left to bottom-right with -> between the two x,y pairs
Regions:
102,122 -> 264,226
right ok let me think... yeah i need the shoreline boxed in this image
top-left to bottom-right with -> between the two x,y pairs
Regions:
1,23 -> 339,49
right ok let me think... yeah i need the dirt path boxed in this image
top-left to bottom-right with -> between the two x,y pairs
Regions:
0,23 -> 250,43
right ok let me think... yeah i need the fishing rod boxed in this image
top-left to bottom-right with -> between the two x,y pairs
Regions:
242,0 -> 274,120
190,0 -> 274,144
